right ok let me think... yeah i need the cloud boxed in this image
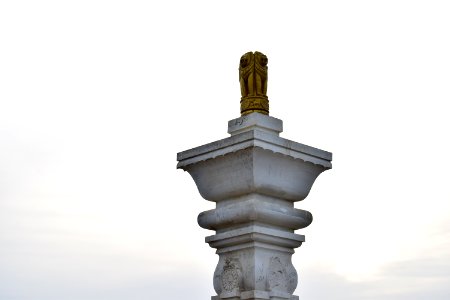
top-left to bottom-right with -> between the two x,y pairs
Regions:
299,235 -> 450,300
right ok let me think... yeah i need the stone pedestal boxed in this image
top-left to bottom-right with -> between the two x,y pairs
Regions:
177,113 -> 332,300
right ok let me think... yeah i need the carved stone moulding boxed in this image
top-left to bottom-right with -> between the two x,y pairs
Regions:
177,115 -> 331,204
182,146 -> 326,203
206,217 -> 305,299
198,194 -> 313,232
211,237 -> 301,300
241,96 -> 269,116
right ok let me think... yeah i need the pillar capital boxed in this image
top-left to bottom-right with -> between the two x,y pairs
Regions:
177,113 -> 331,300
177,53 -> 332,300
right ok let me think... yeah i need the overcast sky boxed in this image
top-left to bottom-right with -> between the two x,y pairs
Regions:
1,1 -> 450,299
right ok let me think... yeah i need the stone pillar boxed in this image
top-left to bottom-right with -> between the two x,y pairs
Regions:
177,52 -> 332,300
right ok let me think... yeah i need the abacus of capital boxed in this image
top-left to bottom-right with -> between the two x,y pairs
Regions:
177,51 -> 332,300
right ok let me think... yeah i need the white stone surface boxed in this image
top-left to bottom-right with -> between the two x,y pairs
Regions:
177,129 -> 332,170
177,113 -> 332,300
228,113 -> 283,136
198,194 -> 312,231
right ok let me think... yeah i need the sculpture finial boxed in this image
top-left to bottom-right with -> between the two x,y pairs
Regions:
239,51 -> 269,116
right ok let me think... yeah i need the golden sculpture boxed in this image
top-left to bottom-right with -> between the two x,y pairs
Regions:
239,51 -> 269,115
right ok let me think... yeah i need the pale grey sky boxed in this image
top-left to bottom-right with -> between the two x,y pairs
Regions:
1,1 -> 450,299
